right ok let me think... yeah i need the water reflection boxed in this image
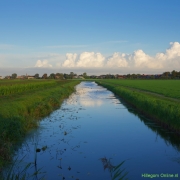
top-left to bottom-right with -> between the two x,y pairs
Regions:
3,81 -> 180,180
79,99 -> 103,107
126,106 -> 180,153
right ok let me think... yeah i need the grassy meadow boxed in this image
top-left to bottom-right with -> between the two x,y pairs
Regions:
0,80 -> 57,96
0,79 -> 80,168
95,79 -> 180,133
95,79 -> 180,99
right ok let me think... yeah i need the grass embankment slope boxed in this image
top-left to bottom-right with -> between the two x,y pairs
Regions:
95,80 -> 180,132
0,79 -> 80,168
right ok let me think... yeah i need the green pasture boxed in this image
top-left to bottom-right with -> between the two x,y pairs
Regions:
0,79 -> 57,96
95,79 -> 180,99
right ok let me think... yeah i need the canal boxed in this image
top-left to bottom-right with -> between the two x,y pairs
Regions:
5,81 -> 180,179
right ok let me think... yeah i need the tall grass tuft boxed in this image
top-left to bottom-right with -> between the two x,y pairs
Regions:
0,156 -> 46,180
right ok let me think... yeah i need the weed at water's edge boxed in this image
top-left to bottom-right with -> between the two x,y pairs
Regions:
100,157 -> 129,180
0,155 -> 46,180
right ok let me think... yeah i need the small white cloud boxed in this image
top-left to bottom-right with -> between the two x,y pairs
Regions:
35,60 -> 52,68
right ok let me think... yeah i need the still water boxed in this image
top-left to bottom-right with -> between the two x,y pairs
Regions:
8,82 -> 180,179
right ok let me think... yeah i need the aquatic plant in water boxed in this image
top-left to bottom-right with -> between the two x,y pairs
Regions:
1,156 -> 46,180
100,157 -> 128,180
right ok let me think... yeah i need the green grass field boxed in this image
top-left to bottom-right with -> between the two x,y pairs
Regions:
95,79 -> 180,133
0,79 -> 80,168
0,79 -> 57,96
95,79 -> 180,99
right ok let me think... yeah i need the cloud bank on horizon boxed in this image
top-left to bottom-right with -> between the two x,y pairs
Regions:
34,42 -> 180,71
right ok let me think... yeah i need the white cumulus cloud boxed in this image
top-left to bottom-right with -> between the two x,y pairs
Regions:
32,42 -> 180,71
155,42 -> 180,69
106,42 -> 180,70
62,52 -> 105,68
126,49 -> 162,69
76,52 -> 105,67
106,52 -> 128,67
62,53 -> 77,67
35,60 -> 52,68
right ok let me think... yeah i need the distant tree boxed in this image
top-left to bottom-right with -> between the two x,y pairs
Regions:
162,71 -> 170,79
42,73 -> 47,79
83,72 -> 87,77
137,74 -> 141,79
34,73 -> 39,79
82,72 -> 90,79
177,71 -> 180,79
171,70 -> 177,79
69,72 -> 74,79
49,73 -> 55,79
11,73 -> 17,79
55,73 -> 60,76
64,73 -> 69,79
70,72 -> 74,75
126,74 -> 130,79
55,73 -> 64,79
131,74 -> 137,79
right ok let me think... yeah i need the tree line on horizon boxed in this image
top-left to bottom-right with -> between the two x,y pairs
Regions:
1,70 -> 180,80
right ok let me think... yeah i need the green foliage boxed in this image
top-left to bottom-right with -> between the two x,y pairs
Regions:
11,73 -> 17,79
41,74 -> 47,79
34,73 -> 39,79
83,72 -> 87,77
55,73 -> 64,79
0,117 -> 25,141
49,73 -> 55,79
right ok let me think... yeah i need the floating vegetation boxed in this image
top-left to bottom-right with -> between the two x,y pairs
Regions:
41,146 -> 47,151
36,148 -> 41,153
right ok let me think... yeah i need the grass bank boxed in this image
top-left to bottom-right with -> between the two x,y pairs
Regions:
95,79 -> 180,99
0,80 -> 80,168
95,80 -> 180,133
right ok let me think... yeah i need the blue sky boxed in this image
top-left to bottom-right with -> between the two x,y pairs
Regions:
0,0 -> 180,75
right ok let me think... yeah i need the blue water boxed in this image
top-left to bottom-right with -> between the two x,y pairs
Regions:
5,82 -> 180,179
